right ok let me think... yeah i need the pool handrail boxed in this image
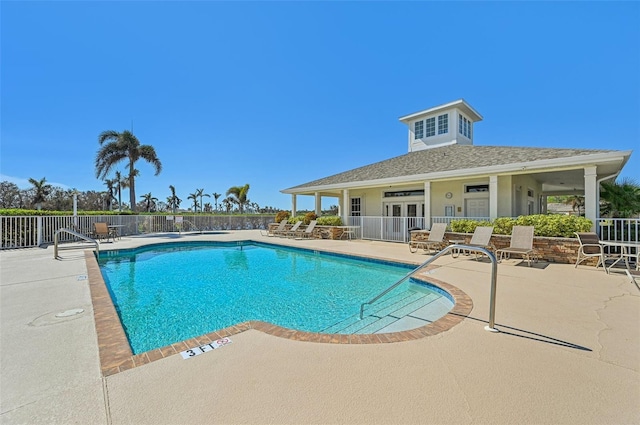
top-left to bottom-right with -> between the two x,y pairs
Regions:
54,228 -> 99,259
359,244 -> 499,332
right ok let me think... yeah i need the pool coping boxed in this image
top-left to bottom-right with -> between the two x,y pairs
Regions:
84,247 -> 473,377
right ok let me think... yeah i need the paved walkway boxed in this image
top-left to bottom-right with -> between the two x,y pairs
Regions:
1,230 -> 638,424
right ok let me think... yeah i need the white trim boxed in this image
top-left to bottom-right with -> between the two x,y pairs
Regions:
399,99 -> 483,123
281,151 -> 631,194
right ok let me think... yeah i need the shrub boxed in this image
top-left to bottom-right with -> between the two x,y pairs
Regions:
275,210 -> 290,223
450,215 -> 593,237
491,217 -> 514,235
450,219 -> 491,233
317,215 -> 342,226
304,212 -> 317,225
0,209 -> 136,216
289,216 -> 304,224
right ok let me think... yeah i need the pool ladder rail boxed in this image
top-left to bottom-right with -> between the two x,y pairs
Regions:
53,228 -> 99,259
359,245 -> 499,333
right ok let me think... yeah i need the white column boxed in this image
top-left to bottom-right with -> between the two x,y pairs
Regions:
424,181 -> 431,229
342,189 -> 349,224
314,192 -> 321,216
489,175 -> 498,220
37,216 -> 43,246
73,192 -> 79,229
584,166 -> 598,230
291,194 -> 297,217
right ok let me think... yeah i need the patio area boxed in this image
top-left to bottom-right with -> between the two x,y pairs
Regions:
1,230 -> 638,424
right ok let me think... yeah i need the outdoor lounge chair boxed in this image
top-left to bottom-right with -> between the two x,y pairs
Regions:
626,269 -> 640,288
292,220 -> 317,239
496,226 -> 538,266
574,232 -> 606,270
281,221 -> 303,238
467,226 -> 495,259
409,223 -> 447,254
261,220 -> 287,237
272,221 -> 294,237
93,222 -> 115,242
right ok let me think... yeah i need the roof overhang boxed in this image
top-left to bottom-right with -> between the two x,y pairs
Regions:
399,99 -> 483,123
281,150 -> 631,196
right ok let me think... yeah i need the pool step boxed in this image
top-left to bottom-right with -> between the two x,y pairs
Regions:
321,288 -> 452,335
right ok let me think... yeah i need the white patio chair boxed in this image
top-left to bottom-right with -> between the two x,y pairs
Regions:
409,223 -> 447,254
496,226 -> 538,267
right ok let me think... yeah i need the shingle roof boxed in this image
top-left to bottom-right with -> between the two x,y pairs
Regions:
286,145 -> 617,190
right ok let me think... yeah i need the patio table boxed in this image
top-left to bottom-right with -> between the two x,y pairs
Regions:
337,226 -> 359,240
599,240 -> 640,273
108,224 -> 126,240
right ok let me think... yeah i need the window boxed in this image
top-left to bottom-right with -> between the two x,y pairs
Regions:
350,198 -> 361,217
425,117 -> 436,137
465,184 -> 489,193
459,115 -> 472,138
383,190 -> 425,197
444,205 -> 455,217
438,114 -> 448,134
414,120 -> 423,139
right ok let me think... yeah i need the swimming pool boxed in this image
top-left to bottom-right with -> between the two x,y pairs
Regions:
97,241 -> 453,354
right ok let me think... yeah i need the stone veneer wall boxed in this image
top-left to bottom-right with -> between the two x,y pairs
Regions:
269,224 -> 587,264
414,231 -> 584,264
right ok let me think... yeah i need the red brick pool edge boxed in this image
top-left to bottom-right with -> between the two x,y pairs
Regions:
85,251 -> 473,377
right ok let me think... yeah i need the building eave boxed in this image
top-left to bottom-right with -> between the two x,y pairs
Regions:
398,99 -> 483,123
281,150 -> 631,195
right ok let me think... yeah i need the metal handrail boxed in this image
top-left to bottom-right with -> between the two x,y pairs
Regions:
359,244 -> 500,332
54,228 -> 99,259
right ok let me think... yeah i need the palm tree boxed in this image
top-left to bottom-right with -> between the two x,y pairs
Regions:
600,178 -> 640,218
167,185 -> 181,213
95,130 -> 162,212
226,184 -> 250,214
222,197 -> 233,213
195,188 -> 210,213
114,170 -> 127,211
140,192 -> 158,212
212,192 -> 221,211
103,178 -> 117,211
187,192 -> 199,213
564,195 -> 585,216
28,177 -> 52,210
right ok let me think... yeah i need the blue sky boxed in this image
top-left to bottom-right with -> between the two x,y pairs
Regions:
1,1 -> 638,211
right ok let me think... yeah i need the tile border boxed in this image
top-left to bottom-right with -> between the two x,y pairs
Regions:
85,250 -> 473,377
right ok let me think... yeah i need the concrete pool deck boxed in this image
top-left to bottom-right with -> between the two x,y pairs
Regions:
1,230 -> 638,424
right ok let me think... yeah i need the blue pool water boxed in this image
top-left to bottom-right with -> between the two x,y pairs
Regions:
97,241 -> 449,354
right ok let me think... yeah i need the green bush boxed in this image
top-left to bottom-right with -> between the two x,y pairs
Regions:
0,209 -> 136,216
492,217 -> 514,235
304,212 -> 317,225
450,215 -> 593,237
289,215 -> 304,224
450,219 -> 491,233
317,216 -> 342,226
275,210 -> 290,223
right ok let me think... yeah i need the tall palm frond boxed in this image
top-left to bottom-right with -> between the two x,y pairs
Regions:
225,184 -> 250,214
28,177 -> 52,210
600,178 -> 640,218
95,130 -> 162,212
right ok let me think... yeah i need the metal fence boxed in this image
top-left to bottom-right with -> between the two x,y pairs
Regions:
2,214 -> 638,249
598,218 -> 639,243
348,216 -> 426,243
1,214 -> 276,249
348,216 -> 640,244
